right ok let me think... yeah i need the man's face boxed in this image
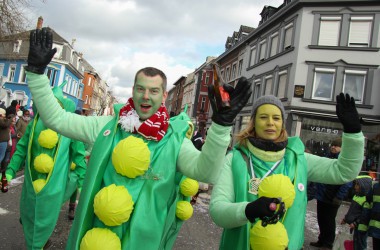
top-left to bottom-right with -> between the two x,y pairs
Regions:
254,104 -> 283,141
132,72 -> 168,121
330,145 -> 341,154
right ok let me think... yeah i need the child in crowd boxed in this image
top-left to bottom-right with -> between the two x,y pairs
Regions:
365,181 -> 380,250
341,175 -> 372,250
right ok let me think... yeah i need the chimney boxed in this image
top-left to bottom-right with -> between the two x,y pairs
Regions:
37,16 -> 43,29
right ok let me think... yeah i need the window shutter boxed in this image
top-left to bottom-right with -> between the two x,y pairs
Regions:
349,19 -> 372,47
318,19 -> 340,46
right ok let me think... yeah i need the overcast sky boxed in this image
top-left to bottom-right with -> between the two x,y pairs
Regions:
26,0 -> 283,103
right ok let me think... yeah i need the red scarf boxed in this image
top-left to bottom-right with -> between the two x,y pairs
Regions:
119,98 -> 169,141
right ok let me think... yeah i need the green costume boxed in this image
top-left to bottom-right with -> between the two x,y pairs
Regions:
210,134 -> 364,250
6,84 -> 87,249
26,72 -> 231,249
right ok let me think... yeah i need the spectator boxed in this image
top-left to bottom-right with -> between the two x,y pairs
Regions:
6,100 -> 18,117
311,137 -> 353,250
0,108 -> 11,173
364,182 -> 380,250
15,110 -> 31,139
340,175 -> 372,250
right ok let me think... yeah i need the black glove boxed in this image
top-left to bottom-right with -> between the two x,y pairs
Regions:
336,93 -> 361,133
25,27 -> 57,74
208,77 -> 252,126
245,197 -> 279,223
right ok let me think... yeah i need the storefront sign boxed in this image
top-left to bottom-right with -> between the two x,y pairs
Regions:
306,125 -> 340,135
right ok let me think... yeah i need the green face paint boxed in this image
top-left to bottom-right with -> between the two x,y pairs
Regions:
132,72 -> 167,121
254,104 -> 283,141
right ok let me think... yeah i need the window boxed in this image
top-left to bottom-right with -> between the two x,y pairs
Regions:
264,76 -> 273,95
249,46 -> 257,67
238,60 -> 243,76
88,77 -> 92,86
85,95 -> 89,104
283,23 -> 293,49
270,33 -> 279,57
312,68 -> 336,101
343,70 -> 366,104
8,65 -> 16,82
348,16 -> 373,47
13,40 -> 22,53
231,64 -> 237,80
259,40 -> 267,61
254,79 -> 261,100
240,116 -> 251,131
205,75 -> 210,85
19,65 -> 27,83
225,67 -> 231,81
277,71 -> 287,98
200,97 -> 206,110
0,64 -> 4,77
47,68 -> 57,87
318,16 -> 341,46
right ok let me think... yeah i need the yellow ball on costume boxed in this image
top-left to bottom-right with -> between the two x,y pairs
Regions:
250,220 -> 288,250
180,178 -> 199,197
38,129 -> 58,149
258,174 -> 295,209
175,201 -> 193,221
34,154 -> 54,174
70,162 -> 76,170
80,227 -> 121,250
94,184 -> 134,226
33,179 -> 46,193
112,136 -> 150,178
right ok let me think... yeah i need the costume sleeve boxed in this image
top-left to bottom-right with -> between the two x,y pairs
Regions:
5,122 -> 32,179
26,72 -> 113,144
70,140 -> 87,189
306,132 -> 364,184
177,122 -> 231,184
209,152 -> 249,228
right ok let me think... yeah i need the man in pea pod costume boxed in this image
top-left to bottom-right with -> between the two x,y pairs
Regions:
5,82 -> 87,249
23,27 -> 252,249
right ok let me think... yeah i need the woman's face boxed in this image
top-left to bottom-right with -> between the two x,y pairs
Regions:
254,104 -> 283,141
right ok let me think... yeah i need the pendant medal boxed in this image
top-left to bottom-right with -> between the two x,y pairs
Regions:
248,177 -> 261,195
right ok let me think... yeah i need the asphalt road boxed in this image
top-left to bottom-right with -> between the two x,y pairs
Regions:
0,175 -> 374,250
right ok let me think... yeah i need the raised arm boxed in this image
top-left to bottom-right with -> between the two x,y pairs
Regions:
25,28 -> 112,143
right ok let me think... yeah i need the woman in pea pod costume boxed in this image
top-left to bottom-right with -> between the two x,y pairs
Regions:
210,94 -> 364,250
5,83 -> 87,250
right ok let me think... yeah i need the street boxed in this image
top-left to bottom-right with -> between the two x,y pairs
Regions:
0,173 -> 374,250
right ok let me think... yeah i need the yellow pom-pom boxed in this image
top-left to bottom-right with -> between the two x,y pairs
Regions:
94,184 -> 134,226
33,179 -> 46,194
38,129 -> 58,149
176,201 -> 193,221
258,174 -> 295,209
34,154 -> 54,174
80,228 -> 121,250
70,162 -> 76,170
250,221 -> 288,250
180,178 -> 199,197
112,136 -> 150,178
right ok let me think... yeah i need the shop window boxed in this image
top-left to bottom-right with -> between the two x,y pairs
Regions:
312,68 -> 335,101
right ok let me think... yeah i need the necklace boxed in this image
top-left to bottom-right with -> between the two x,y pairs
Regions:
248,154 -> 282,195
